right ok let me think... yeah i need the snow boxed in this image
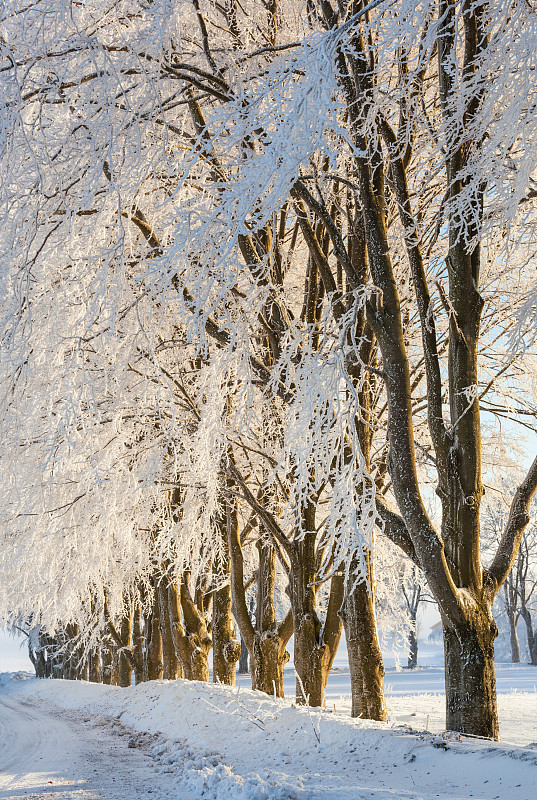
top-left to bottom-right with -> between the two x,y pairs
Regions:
0,679 -> 188,800
1,667 -> 537,800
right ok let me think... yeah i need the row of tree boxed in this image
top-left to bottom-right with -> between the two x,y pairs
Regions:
2,0 -> 537,741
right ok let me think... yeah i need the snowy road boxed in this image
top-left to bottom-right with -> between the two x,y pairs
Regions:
0,695 -> 186,800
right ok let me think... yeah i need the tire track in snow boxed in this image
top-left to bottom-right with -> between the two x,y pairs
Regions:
0,695 -> 190,800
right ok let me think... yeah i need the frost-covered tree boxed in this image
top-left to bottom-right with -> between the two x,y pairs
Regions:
142,0 -> 537,738
2,0 -> 537,741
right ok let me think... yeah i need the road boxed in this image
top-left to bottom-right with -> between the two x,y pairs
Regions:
0,694 -> 187,800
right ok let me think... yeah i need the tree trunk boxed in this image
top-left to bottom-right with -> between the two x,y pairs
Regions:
144,597 -> 163,681
250,628 -> 290,696
32,643 -> 47,679
529,631 -> 537,666
507,608 -> 521,664
443,610 -> 499,739
88,649 -> 102,683
250,543 -> 292,697
520,606 -> 537,666
408,626 -> 418,669
238,636 -> 249,674
166,576 -> 211,682
226,494 -> 292,698
408,606 -> 418,669
64,625 -> 79,680
43,635 -> 55,678
101,644 -> 114,684
118,612 -> 133,688
213,582 -> 241,685
79,659 -> 89,682
341,574 -> 388,721
132,604 -> 145,684
158,581 -> 183,679
212,515 -> 241,685
290,536 -> 324,706
110,649 -> 120,685
290,529 -> 343,707
180,577 -> 212,681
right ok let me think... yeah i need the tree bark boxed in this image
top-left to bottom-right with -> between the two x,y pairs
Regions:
132,604 -> 145,684
341,572 -> 388,721
79,659 -> 89,682
212,514 -> 241,685
520,606 -> 537,666
101,643 -> 115,685
212,581 -> 241,685
157,580 -> 183,680
443,609 -> 498,739
507,609 -> 521,664
238,636 -> 249,674
88,649 -> 102,683
118,611 -> 133,688
180,576 -> 212,681
31,637 -> 47,679
226,491 -> 292,697
165,575 -> 211,681
289,525 -> 344,707
250,624 -> 291,697
407,624 -> 418,670
144,592 -> 163,681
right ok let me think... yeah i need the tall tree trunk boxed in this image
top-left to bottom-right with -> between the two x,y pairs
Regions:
407,626 -> 418,670
226,492 -> 292,697
101,643 -> 114,685
166,575 -> 211,681
408,612 -> 418,669
88,649 -> 102,683
132,604 -> 145,684
32,642 -> 47,679
443,607 -> 498,739
118,611 -> 133,688
111,649 -> 120,685
507,608 -> 521,664
341,570 -> 387,721
250,626 -> 291,697
64,625 -> 79,680
79,659 -> 89,682
290,526 -> 344,707
144,595 -> 163,681
157,580 -> 183,680
238,636 -> 249,674
212,515 -> 241,685
252,542 -> 292,696
213,582 -> 241,685
181,576 -> 212,681
520,606 -> 537,666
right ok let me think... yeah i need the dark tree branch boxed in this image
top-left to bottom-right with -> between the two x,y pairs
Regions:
375,495 -> 419,566
488,455 -> 537,594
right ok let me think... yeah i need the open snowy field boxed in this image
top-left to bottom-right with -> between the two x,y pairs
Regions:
1,667 -> 537,800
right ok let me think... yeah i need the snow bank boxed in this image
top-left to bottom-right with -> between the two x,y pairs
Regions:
3,674 -> 537,800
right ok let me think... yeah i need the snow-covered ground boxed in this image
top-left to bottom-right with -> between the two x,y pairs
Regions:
1,667 -> 537,800
293,661 -> 537,746
0,673 -> 186,800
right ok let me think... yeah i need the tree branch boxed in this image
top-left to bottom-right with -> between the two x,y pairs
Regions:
375,495 -> 419,566
488,455 -> 537,594
378,113 -> 449,470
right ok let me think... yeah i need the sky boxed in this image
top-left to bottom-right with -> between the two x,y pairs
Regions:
0,629 -> 32,672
